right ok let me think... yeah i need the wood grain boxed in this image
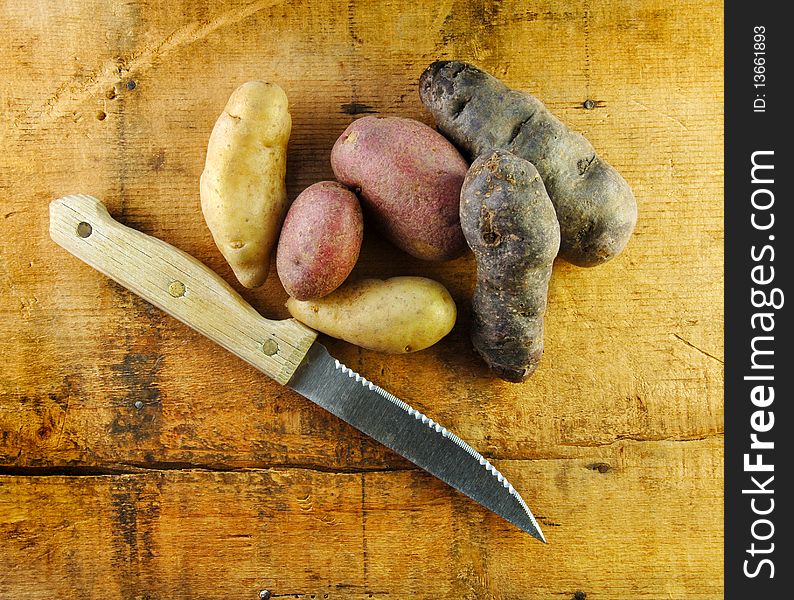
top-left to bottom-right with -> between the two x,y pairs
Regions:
1,0 -> 723,598
1,438 -> 722,599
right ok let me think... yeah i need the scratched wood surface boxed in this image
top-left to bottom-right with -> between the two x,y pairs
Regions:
0,1 -> 723,599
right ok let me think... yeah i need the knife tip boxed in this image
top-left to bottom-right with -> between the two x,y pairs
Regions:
534,525 -> 547,544
518,505 -> 546,543
523,518 -> 547,543
509,492 -> 546,543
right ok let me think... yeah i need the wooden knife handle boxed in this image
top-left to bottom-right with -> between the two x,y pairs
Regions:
49,194 -> 317,385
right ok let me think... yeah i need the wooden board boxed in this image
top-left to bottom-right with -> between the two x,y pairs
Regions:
1,438 -> 723,599
0,0 -> 724,598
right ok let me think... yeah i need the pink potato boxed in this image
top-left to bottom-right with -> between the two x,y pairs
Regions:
276,181 -> 363,300
330,116 -> 468,261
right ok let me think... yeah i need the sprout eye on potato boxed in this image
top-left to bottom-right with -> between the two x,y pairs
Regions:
200,81 -> 292,288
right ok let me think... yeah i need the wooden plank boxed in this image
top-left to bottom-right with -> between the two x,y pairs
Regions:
0,0 -> 724,597
0,438 -> 723,599
1,0 -> 723,467
0,0 -> 723,470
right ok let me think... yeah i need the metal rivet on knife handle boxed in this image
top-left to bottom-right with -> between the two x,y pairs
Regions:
168,280 -> 186,297
76,221 -> 92,238
262,339 -> 278,356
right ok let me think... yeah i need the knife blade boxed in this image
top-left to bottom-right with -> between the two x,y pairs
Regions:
49,193 -> 545,542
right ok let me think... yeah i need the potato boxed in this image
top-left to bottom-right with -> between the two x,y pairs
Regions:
286,276 -> 456,354
420,61 -> 637,267
200,81 -> 291,288
276,181 -> 363,300
330,116 -> 468,261
461,150 -> 560,382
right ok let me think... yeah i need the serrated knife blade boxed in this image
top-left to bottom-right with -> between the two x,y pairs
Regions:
289,343 -> 545,541
49,194 -> 545,542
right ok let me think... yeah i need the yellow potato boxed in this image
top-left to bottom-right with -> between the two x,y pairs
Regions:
200,81 -> 291,288
286,277 -> 457,354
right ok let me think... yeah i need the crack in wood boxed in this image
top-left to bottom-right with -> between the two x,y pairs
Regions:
671,333 -> 724,364
0,462 -> 419,478
0,434 -> 724,478
557,431 -> 723,448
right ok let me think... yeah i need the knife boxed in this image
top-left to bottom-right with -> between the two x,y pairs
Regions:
49,193 -> 545,542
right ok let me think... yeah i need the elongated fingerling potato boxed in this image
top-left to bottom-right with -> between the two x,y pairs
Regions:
420,61 -> 636,267
200,81 -> 291,288
286,276 -> 457,354
461,149 -> 560,382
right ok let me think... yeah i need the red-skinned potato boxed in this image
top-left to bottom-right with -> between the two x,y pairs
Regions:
276,181 -> 363,300
330,116 -> 468,261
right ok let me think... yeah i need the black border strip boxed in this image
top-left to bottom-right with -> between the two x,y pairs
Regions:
725,3 -> 791,596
